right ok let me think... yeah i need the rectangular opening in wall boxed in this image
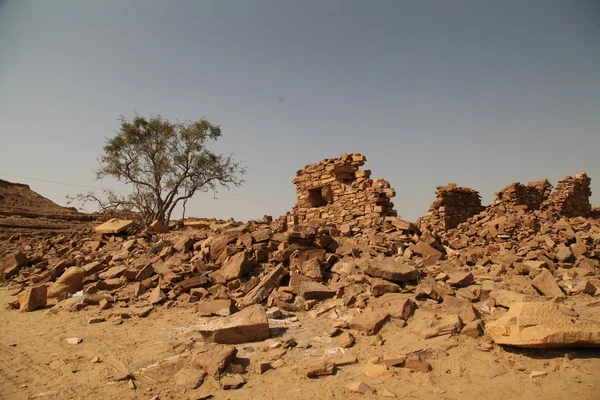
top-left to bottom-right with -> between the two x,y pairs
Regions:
307,188 -> 327,207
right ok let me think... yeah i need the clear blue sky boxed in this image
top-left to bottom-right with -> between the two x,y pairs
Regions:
1,0 -> 599,222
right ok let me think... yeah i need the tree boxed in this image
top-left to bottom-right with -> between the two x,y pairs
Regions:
68,115 -> 246,226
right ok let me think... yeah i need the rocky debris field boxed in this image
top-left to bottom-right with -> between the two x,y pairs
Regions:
1,157 -> 599,399
1,207 -> 599,398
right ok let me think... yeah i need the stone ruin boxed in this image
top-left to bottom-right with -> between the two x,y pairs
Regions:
542,172 -> 592,218
417,183 -> 485,232
289,153 -> 397,231
419,172 -> 594,233
494,179 -> 553,212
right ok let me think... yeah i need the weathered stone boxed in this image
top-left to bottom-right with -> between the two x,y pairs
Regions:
47,267 -> 86,298
447,272 -> 474,287
298,258 -> 323,281
221,374 -> 245,390
349,309 -> 389,335
197,299 -> 237,317
555,246 -> 573,262
489,289 -> 537,308
189,342 -> 237,377
486,302 -> 600,348
150,219 -> 168,233
297,359 -> 334,377
532,269 -> 565,298
299,281 -> 335,300
174,367 -> 206,389
94,218 -> 134,234
346,381 -> 371,394
197,304 -> 270,344
370,278 -> 400,296
370,293 -> 416,320
19,285 -> 47,312
220,252 -> 251,282
404,355 -> 431,372
362,364 -> 391,379
2,252 -> 28,279
364,258 -> 418,282
240,265 -> 288,306
336,331 -> 355,348
460,319 -> 483,337
149,285 -> 166,304
412,314 -> 462,339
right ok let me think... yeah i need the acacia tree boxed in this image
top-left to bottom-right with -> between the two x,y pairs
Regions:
68,115 -> 246,226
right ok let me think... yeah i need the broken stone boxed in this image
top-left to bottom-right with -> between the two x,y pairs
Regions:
150,219 -> 168,233
349,310 -> 389,335
189,342 -> 237,377
460,319 -> 483,337
174,367 -> 206,389
411,314 -> 462,339
94,218 -> 134,234
299,281 -> 336,300
346,381 -> 371,394
88,317 -> 105,324
532,269 -> 565,298
362,364 -> 391,379
197,304 -> 270,344
447,272 -> 474,287
370,278 -> 400,297
332,354 -> 358,367
486,302 -> 600,348
65,337 -> 83,345
149,285 -> 166,304
364,258 -> 418,282
47,267 -> 86,298
19,285 -> 47,312
221,374 -> 245,390
220,252 -> 251,281
240,265 -> 288,307
370,293 -> 416,320
197,299 -> 237,317
404,355 -> 431,373
336,331 -> 355,348
297,359 -> 334,377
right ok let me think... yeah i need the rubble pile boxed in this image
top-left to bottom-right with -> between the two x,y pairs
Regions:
0,157 -> 599,397
417,183 -> 485,233
290,153 -> 397,233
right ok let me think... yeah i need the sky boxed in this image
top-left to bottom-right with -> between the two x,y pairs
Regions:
0,0 -> 599,222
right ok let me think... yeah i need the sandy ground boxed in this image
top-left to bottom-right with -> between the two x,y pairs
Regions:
1,288 -> 599,400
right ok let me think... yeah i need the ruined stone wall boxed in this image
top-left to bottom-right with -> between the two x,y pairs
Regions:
418,183 -> 485,232
542,173 -> 592,218
289,153 -> 397,231
494,179 -> 553,211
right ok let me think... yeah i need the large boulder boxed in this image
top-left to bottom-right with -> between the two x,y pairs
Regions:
486,302 -> 600,348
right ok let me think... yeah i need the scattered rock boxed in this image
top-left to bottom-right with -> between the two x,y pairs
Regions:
197,304 -> 270,344
362,364 -> 392,379
65,337 -> 83,345
346,380 -> 371,394
364,258 -> 418,282
221,374 -> 245,390
19,285 -> 47,312
532,269 -> 566,298
297,359 -> 335,377
189,343 -> 237,377
349,310 -> 389,335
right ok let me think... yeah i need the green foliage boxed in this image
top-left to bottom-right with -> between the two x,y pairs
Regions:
68,114 -> 246,226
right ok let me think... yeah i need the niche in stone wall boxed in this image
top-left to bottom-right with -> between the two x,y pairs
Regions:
307,186 -> 333,207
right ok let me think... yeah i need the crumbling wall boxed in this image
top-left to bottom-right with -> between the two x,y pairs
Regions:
542,173 -> 592,218
494,179 -> 553,211
418,183 -> 485,232
289,153 -> 397,230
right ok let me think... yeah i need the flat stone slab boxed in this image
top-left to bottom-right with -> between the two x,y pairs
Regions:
349,309 -> 390,335
95,219 -> 134,234
364,258 -> 418,282
486,302 -> 600,348
196,304 -> 270,344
